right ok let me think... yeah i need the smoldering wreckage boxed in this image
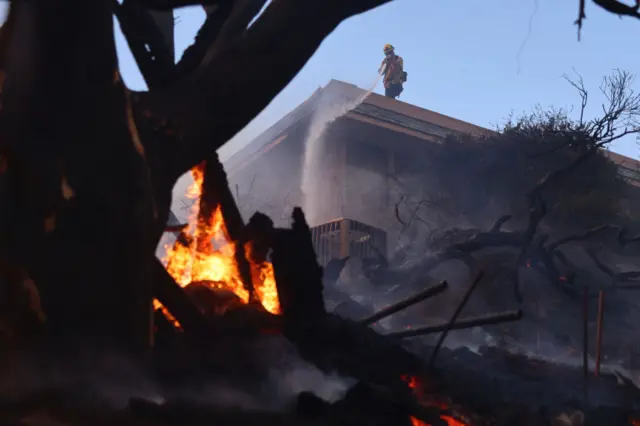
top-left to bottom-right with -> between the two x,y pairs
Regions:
0,1 -> 639,426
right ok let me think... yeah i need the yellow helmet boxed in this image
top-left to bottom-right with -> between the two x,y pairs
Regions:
383,44 -> 394,53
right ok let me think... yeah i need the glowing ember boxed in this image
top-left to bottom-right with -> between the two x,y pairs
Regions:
401,374 -> 421,390
403,376 -> 468,426
153,299 -> 182,330
161,164 -> 280,317
410,415 -> 468,426
410,416 -> 428,426
440,415 -> 468,426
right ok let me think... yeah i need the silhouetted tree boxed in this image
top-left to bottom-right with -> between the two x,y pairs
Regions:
0,0 -> 392,350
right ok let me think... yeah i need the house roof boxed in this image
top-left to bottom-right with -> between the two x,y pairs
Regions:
224,86 -> 323,173
225,79 -> 495,175
224,79 -> 640,182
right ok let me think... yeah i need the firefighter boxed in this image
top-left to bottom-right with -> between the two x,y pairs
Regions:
379,44 -> 406,99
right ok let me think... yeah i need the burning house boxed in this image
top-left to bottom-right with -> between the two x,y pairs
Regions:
222,79 -> 640,373
225,79 -> 640,259
225,81 -> 494,244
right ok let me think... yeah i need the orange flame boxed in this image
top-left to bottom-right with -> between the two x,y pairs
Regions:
160,165 -> 280,318
401,374 -> 420,389
410,417 -> 428,426
403,376 -> 468,426
440,415 -> 468,426
410,415 -> 468,426
246,242 -> 280,315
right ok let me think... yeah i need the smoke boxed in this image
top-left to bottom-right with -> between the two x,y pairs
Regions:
0,349 -> 163,409
0,333 -> 354,414
301,74 -> 382,225
159,335 -> 353,412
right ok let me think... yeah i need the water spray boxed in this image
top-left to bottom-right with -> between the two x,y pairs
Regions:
300,73 -> 384,224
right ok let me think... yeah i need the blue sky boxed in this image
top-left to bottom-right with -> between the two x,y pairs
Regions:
116,0 -> 640,162
2,1 -> 639,161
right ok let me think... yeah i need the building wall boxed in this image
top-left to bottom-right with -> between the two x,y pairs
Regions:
335,118 -> 439,255
225,114 -> 444,257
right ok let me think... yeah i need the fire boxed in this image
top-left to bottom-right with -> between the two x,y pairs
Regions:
161,165 -> 280,317
410,417 -> 427,426
409,416 -> 467,426
410,415 -> 468,426
153,299 -> 182,330
440,415 -> 468,426
245,242 -> 280,315
401,374 -> 421,390
403,376 -> 468,426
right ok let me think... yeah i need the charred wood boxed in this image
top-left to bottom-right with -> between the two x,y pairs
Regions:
164,223 -> 189,233
245,211 -> 274,265
285,314 -> 426,389
428,271 -> 485,370
137,0 -> 395,175
151,258 -> 211,337
386,310 -> 523,339
0,1 -> 158,352
271,208 -> 326,323
114,0 -> 176,89
173,1 -> 234,79
359,280 -> 448,326
322,256 -> 351,286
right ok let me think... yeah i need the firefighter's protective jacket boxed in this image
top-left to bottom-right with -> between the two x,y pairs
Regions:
380,55 -> 405,89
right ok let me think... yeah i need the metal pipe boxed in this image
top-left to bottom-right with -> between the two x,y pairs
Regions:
582,286 -> 589,405
428,271 -> 485,370
386,310 -> 523,339
358,281 -> 448,326
595,290 -> 605,377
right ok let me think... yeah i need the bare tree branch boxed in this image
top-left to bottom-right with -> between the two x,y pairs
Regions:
591,0 -> 640,18
138,0 -> 394,176
490,214 -> 512,232
173,1 -> 235,79
563,69 -> 587,125
575,0 -> 586,40
207,0 -> 269,52
530,69 -> 640,162
618,228 -> 640,246
394,196 -> 406,227
586,246 -> 640,288
547,224 -> 614,251
114,0 -> 175,89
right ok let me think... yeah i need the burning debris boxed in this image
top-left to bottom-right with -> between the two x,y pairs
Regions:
1,150 -> 637,426
161,162 -> 279,315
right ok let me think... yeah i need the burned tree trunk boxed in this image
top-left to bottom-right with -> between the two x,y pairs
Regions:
271,208 -> 326,323
0,0 -> 400,353
0,1 -> 160,352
